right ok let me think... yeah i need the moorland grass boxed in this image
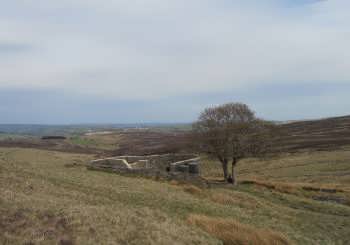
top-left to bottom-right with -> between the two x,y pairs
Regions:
1,147 -> 350,244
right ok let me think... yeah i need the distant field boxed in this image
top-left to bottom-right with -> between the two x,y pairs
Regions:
68,133 -> 121,151
0,133 -> 28,140
1,147 -> 350,244
0,127 -> 190,156
0,123 -> 191,137
1,115 -> 350,157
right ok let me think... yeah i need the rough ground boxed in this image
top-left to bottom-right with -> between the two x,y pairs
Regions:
1,147 -> 350,244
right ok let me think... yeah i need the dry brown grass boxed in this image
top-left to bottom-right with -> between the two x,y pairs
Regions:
169,181 -> 204,196
182,185 -> 203,196
187,214 -> 291,245
240,178 -> 348,195
239,179 -> 297,194
169,180 -> 180,186
238,178 -> 350,207
300,184 -> 345,193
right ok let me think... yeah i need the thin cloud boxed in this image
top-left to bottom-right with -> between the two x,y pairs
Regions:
0,42 -> 33,54
0,0 -> 349,100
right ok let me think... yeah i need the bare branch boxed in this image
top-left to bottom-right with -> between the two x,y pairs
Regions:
192,103 -> 276,184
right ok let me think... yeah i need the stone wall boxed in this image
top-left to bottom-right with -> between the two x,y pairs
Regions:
88,153 -> 201,179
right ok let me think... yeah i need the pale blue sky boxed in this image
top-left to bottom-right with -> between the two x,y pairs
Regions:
0,0 -> 349,124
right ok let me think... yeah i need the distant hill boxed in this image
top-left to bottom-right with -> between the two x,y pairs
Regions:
0,124 -> 83,136
276,115 -> 350,152
0,123 -> 190,136
1,116 -> 349,153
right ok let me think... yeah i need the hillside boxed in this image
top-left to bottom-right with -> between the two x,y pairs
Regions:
275,115 -> 350,152
1,147 -> 350,244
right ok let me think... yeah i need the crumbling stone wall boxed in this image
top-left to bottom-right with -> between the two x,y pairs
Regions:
88,154 -> 201,179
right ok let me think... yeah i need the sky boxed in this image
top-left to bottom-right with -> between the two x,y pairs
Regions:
0,0 -> 349,124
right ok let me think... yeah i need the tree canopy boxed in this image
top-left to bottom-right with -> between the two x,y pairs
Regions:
192,102 -> 275,184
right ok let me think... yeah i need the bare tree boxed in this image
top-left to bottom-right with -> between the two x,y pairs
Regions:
192,102 -> 275,185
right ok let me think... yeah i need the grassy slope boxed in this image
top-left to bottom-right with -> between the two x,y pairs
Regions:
1,147 -> 350,244
0,148 -> 219,245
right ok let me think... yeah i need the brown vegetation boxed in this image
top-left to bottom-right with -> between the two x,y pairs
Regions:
276,115 -> 350,152
112,130 -> 190,155
187,214 -> 291,245
182,185 -> 203,196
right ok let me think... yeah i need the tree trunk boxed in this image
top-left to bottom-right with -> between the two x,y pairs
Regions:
221,160 -> 229,181
231,159 -> 237,185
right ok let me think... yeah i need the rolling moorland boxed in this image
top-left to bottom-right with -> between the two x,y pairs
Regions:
1,115 -> 350,244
